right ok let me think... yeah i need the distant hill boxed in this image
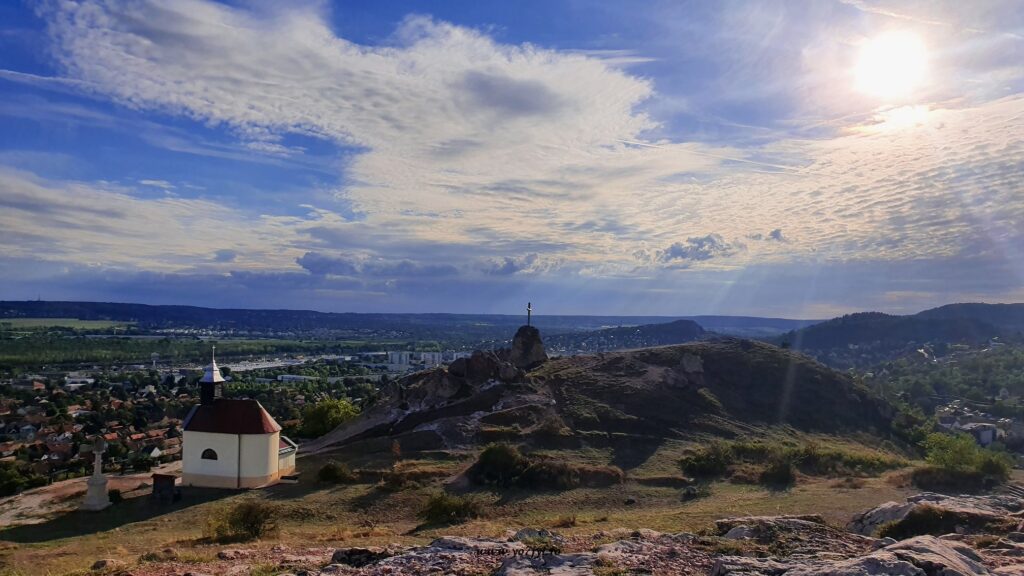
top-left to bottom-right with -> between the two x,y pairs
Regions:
778,303 -> 1023,369
544,319 -> 707,353
914,303 -> 1024,332
681,315 -> 822,337
0,300 -> 818,343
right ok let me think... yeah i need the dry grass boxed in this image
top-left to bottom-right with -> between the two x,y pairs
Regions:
0,443 -> 923,575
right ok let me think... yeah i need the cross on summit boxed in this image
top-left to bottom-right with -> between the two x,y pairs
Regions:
527,302 -> 532,326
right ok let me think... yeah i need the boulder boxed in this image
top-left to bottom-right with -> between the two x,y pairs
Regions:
510,326 -> 547,370
715,515 -> 826,537
848,501 -> 916,536
429,536 -> 526,554
330,547 -> 392,567
90,559 -> 122,570
495,553 -> 597,576
712,536 -> 991,576
849,493 -> 1023,537
724,526 -> 756,540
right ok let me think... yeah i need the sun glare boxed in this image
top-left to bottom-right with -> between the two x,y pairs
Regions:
855,31 -> 927,100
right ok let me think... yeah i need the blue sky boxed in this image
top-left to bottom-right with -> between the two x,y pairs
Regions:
0,0 -> 1022,317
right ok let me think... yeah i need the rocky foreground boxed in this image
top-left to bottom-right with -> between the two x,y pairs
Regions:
91,491 -> 1024,576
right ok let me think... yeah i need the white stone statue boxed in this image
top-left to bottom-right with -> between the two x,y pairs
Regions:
80,436 -> 111,511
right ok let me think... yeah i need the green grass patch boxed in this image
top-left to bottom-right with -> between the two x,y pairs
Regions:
680,438 -> 906,486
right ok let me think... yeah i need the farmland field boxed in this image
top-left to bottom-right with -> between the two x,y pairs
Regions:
0,318 -> 133,330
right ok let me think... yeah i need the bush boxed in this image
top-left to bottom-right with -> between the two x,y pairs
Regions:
318,461 -> 357,484
108,488 -> 123,504
913,433 -> 1013,490
203,500 -> 279,542
300,399 -> 359,438
923,433 -> 980,472
680,441 -> 734,477
467,444 -> 529,487
467,444 -> 623,491
759,449 -> 797,486
229,500 -> 278,540
418,493 -> 483,525
977,450 -> 1013,480
520,459 -> 580,490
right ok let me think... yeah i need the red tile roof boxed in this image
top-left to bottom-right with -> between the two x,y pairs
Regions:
183,399 -> 281,435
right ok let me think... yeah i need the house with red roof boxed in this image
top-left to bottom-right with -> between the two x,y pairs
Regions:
182,349 -> 297,489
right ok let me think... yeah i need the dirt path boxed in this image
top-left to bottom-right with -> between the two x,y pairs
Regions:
0,461 -> 181,528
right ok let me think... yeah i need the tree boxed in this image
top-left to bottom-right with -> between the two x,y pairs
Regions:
923,433 -> 979,472
299,398 -> 358,438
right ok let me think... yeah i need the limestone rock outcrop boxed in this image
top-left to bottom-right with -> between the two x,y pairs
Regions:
510,325 -> 548,370
711,536 -> 992,576
848,493 -> 1024,537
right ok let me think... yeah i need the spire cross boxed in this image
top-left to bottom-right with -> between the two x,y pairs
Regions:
527,302 -> 532,326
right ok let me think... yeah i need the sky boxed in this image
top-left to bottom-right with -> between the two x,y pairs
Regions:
0,0 -> 1022,318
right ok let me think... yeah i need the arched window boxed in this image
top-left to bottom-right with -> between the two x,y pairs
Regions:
201,448 -> 218,460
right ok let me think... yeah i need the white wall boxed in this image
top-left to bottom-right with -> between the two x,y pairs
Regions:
183,430 -> 284,489
278,451 -> 296,475
239,432 -> 278,483
182,430 -> 239,487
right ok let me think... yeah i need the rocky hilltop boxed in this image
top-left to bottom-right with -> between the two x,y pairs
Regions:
304,328 -> 894,459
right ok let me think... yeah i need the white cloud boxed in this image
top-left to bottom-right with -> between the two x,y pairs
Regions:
1,0 -> 1019,313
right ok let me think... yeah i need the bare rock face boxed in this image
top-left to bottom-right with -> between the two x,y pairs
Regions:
711,535 -> 992,576
510,325 -> 548,370
848,493 -> 1024,537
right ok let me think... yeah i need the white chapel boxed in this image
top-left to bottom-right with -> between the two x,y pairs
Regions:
182,350 -> 297,488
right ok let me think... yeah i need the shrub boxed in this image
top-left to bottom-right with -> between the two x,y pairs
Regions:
318,461 -> 357,484
923,434 -> 981,472
108,488 -> 123,504
466,444 -> 621,491
759,449 -> 797,486
203,500 -> 279,542
977,451 -> 1013,480
467,444 -> 529,486
300,398 -> 359,438
680,441 -> 734,477
910,466 -> 987,491
913,433 -> 1013,490
418,493 -> 483,525
520,459 -> 581,490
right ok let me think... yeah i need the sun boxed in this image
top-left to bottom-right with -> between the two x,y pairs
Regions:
854,31 -> 927,100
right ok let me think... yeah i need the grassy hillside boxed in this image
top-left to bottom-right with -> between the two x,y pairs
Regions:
538,338 -> 894,438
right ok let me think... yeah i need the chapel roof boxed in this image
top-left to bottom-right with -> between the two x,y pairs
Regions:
183,399 -> 281,435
